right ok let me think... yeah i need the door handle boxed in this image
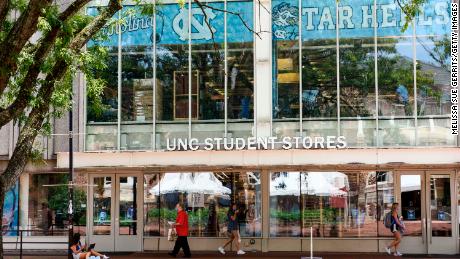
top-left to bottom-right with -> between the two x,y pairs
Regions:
428,218 -> 432,244
422,218 -> 425,244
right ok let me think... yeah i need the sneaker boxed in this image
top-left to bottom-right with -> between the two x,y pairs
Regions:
385,246 -> 391,255
394,251 -> 403,257
103,256 -> 110,259
218,246 -> 225,255
168,252 -> 177,257
237,250 -> 246,255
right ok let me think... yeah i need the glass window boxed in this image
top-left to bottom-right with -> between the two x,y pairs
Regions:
118,176 -> 138,235
28,174 -> 69,236
93,176 -> 112,235
272,0 -> 300,138
415,0 -> 454,146
227,1 -> 254,138
191,0 -> 225,143
339,0 -> 376,147
301,171 -> 378,238
376,171 -> 395,237
270,171 -> 393,238
144,174 -> 160,236
155,3 -> 190,149
270,172 -> 301,237
400,174 -> 422,236
120,6 -> 154,150
377,37 -> 415,146
302,0 -> 338,140
145,172 -> 261,237
430,175 -> 452,237
86,7 -> 119,151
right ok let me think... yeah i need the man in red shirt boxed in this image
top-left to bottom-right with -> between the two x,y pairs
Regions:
168,203 -> 192,258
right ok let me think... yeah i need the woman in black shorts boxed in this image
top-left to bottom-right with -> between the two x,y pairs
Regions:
385,203 -> 405,256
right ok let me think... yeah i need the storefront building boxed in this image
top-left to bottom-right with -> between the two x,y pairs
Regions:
1,0 -> 460,255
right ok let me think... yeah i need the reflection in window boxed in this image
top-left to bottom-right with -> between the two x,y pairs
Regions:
400,175 -> 422,236
269,172 -> 301,237
416,35 -> 455,146
270,171 -> 394,238
430,175 -> 452,237
93,177 -> 112,235
272,0 -> 299,121
28,174 -> 86,236
144,174 -> 160,236
376,171 -> 395,237
144,172 -> 261,237
85,7 -> 119,151
119,176 -> 138,235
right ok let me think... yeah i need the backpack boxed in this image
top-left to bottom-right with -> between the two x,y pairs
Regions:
384,212 -> 393,228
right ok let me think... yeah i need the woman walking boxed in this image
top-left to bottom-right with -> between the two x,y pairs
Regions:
218,203 -> 245,255
385,203 -> 405,256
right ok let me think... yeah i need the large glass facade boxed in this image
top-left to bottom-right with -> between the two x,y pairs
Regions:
86,1 -> 255,151
85,0 -> 457,150
143,172 -> 261,237
270,171 -> 394,237
271,0 -> 456,148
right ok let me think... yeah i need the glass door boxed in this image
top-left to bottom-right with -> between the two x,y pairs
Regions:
89,175 -> 115,251
89,174 -> 142,252
397,172 -> 426,254
426,172 -> 457,254
114,174 -> 142,251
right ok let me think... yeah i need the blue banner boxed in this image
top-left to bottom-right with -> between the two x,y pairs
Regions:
89,1 -> 254,47
89,0 -> 450,47
272,0 -> 451,41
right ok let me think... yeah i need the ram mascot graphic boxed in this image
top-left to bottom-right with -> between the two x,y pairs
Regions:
272,2 -> 299,40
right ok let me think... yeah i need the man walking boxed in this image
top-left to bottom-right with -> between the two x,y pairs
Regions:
169,203 -> 192,258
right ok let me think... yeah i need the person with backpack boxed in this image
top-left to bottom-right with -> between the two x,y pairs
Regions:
217,203 -> 245,255
384,203 -> 405,256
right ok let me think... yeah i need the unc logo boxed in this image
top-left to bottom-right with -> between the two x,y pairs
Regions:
173,8 -> 217,41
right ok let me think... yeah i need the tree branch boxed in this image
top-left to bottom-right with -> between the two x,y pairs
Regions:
195,2 -> 268,40
0,0 -> 96,128
59,0 -> 92,21
0,0 -> 122,193
0,0 -> 53,96
69,0 -> 122,49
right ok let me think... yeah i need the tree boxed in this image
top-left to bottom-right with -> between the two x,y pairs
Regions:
0,1 -> 123,257
0,0 -> 427,257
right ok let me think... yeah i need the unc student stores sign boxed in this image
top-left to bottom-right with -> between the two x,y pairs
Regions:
166,136 -> 347,151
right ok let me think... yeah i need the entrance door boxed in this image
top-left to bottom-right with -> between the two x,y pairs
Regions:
397,171 -> 457,254
426,172 -> 456,254
88,174 -> 142,252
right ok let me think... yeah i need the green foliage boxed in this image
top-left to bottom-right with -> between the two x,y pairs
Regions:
397,0 -> 428,32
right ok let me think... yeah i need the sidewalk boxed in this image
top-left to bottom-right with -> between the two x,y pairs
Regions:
5,251 -> 460,259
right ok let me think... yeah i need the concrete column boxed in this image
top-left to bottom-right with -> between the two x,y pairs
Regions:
254,0 -> 272,138
261,170 -> 270,252
19,172 -> 29,233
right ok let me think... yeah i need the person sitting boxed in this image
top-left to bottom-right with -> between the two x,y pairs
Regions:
70,233 -> 109,259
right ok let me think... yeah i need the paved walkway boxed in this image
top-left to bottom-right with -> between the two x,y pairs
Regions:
4,252 -> 460,259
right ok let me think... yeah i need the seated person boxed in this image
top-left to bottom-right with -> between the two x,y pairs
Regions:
70,233 -> 109,259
